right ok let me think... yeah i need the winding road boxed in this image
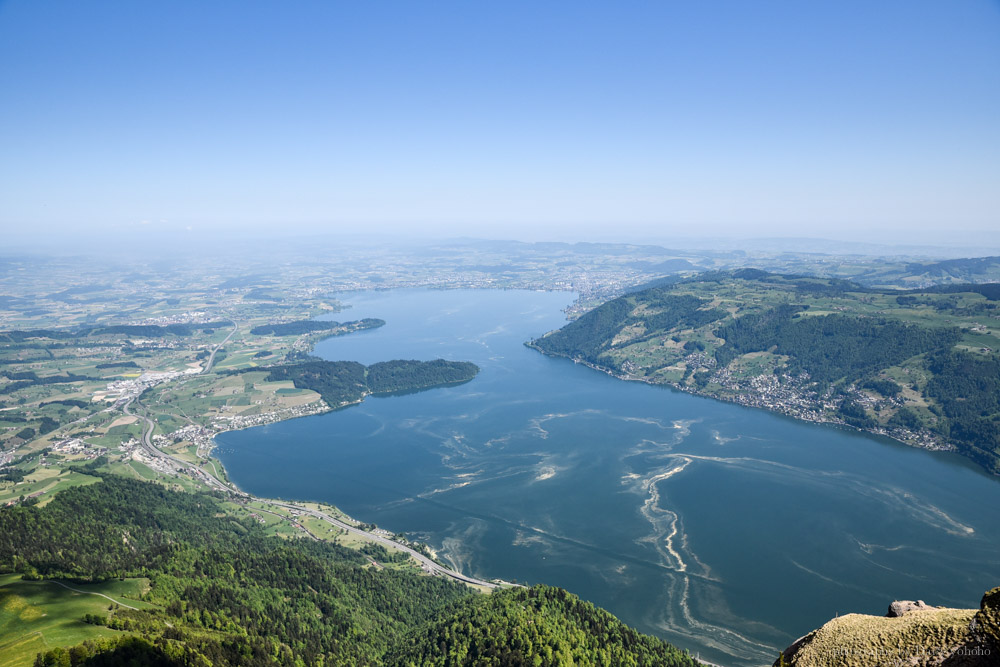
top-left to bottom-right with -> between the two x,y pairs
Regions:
120,360 -> 499,589
47,580 -> 139,610
264,498 -> 498,587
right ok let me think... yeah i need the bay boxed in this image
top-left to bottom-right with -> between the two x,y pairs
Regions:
216,288 -> 1000,667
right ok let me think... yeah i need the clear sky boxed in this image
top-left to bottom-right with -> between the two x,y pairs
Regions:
1,0 -> 998,247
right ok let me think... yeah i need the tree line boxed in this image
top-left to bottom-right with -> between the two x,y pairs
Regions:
8,475 -> 702,667
265,359 -> 479,407
250,318 -> 384,336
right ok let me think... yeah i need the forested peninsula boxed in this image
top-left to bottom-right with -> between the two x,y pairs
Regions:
249,318 -> 385,337
531,270 -> 1000,475
264,358 -> 479,408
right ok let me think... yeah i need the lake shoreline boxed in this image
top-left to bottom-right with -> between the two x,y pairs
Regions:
217,288 -> 1000,667
523,342 -> 979,469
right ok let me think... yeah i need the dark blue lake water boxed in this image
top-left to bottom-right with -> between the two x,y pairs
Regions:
216,289 -> 1000,666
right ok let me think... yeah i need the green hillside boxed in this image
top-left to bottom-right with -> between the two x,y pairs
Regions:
0,574 -> 139,667
1,475 -> 700,667
857,255 -> 1000,287
389,585 -> 697,666
531,270 -> 1000,474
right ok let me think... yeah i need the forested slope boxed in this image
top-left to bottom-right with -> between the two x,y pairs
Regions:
3,476 -> 699,667
2,476 -> 468,665
390,585 -> 699,667
531,271 -> 1000,474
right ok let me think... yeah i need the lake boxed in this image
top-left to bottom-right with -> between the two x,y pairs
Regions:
216,289 -> 1000,667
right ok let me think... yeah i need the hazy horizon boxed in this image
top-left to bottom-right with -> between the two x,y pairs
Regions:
5,228 -> 1000,262
2,1 -> 998,248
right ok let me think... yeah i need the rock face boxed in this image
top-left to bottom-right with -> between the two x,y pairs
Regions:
975,587 -> 1000,651
888,600 -> 934,617
775,587 -> 999,667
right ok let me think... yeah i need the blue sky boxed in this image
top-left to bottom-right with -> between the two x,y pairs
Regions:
1,1 -> 998,246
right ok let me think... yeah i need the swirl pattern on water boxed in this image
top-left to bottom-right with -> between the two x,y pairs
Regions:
216,289 -> 1000,667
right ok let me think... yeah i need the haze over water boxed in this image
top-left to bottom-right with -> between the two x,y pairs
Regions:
217,289 -> 1000,667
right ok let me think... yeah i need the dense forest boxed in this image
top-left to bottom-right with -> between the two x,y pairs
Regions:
925,351 -> 1000,473
0,329 -> 75,343
389,585 -> 699,666
250,318 -> 384,336
265,359 -> 479,407
0,322 -> 235,343
94,361 -> 140,369
712,309 -> 960,382
86,324 -> 199,337
4,475 -> 700,667
366,359 -> 480,394
266,360 -> 369,405
532,292 -> 723,365
0,372 -> 97,395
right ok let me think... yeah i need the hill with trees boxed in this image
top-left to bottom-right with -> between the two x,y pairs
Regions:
4,475 -> 701,667
531,271 -> 1000,475
389,585 -> 699,666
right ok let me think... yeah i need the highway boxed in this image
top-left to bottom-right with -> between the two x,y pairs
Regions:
201,321 -> 238,374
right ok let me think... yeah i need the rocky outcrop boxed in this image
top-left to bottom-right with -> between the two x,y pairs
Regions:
775,587 -> 998,667
973,587 -> 1000,651
888,600 -> 934,617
